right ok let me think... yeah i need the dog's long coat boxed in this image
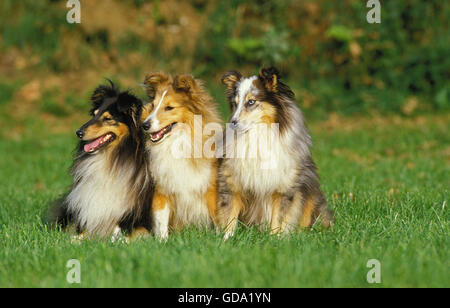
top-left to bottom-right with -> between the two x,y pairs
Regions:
218,67 -> 334,238
49,82 -> 153,237
141,73 -> 222,240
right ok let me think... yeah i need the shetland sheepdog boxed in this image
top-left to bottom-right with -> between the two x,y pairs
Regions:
140,72 -> 222,240
49,81 -> 153,239
217,67 -> 333,239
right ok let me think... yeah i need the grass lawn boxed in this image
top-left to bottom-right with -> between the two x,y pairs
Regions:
0,113 -> 448,288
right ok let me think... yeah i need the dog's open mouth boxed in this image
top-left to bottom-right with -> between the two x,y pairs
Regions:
150,123 -> 176,143
83,133 -> 116,153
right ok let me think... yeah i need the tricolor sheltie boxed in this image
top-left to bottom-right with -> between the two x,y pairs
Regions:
140,73 -> 222,240
50,82 -> 153,239
217,67 -> 334,239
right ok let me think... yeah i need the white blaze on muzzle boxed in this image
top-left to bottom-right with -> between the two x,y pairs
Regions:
143,90 -> 168,130
231,76 -> 257,124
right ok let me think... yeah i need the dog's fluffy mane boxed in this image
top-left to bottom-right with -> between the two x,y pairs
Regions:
219,67 -> 334,228
49,82 -> 153,236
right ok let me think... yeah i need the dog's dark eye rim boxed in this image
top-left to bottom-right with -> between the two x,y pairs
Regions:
247,99 -> 256,105
165,106 -> 174,111
103,116 -> 112,121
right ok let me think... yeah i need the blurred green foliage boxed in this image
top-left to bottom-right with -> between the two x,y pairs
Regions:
0,0 -> 448,116
0,82 -> 17,106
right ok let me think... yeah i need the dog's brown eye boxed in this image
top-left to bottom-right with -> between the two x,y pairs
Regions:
165,106 -> 174,111
103,117 -> 111,122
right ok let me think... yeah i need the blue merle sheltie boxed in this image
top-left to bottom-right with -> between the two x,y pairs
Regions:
217,67 -> 334,239
49,81 -> 154,240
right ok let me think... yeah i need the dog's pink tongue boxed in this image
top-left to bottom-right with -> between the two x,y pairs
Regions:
152,131 -> 162,140
83,136 -> 102,152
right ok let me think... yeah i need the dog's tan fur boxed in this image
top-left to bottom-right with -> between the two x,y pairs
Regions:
141,73 -> 222,240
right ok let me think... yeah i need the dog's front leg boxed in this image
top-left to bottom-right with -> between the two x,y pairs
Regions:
218,193 -> 244,240
152,191 -> 170,241
270,193 -> 283,235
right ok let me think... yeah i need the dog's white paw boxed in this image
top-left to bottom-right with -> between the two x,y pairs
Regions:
71,233 -> 87,244
223,230 -> 234,241
111,226 -> 129,243
156,231 -> 169,243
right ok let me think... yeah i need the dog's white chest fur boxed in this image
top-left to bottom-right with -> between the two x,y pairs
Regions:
227,133 -> 297,196
225,132 -> 298,225
66,155 -> 133,236
149,133 -> 213,227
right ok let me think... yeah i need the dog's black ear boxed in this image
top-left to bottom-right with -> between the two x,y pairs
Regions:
117,91 -> 143,124
143,72 -> 169,100
258,66 -> 280,93
90,80 -> 118,115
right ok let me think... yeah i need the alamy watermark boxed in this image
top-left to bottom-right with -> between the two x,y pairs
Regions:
366,259 -> 381,284
366,0 -> 381,24
66,0 -> 380,25
66,0 -> 81,24
66,259 -> 81,284
153,115 -> 281,170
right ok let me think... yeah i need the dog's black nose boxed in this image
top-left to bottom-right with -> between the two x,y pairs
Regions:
231,119 -> 238,126
142,121 -> 151,131
76,129 -> 84,139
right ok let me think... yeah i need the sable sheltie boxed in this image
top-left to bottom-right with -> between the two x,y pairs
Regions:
49,82 -> 153,239
140,72 -> 222,240
217,67 -> 334,239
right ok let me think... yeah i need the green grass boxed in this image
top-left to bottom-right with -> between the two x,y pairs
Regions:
0,114 -> 448,288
